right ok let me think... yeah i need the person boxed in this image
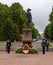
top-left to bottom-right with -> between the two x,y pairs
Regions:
6,39 -> 11,53
41,38 -> 46,54
26,8 -> 32,26
46,40 -> 49,51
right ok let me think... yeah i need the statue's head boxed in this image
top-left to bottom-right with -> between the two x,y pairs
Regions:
27,8 -> 31,12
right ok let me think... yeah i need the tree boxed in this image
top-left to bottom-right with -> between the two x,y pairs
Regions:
48,6 -> 53,40
48,22 -> 53,40
44,6 -> 53,41
44,23 -> 50,39
0,3 -> 9,40
0,2 -> 39,41
2,17 -> 14,40
9,3 -> 26,40
49,6 -> 53,22
30,22 -> 39,38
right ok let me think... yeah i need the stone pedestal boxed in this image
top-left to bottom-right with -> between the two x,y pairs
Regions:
22,27 -> 32,48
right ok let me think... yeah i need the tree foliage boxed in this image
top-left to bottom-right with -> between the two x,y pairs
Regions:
9,3 -> 26,40
49,7 -> 53,22
48,22 -> 53,40
0,2 -> 39,41
0,3 -> 9,40
44,6 -> 53,41
30,22 -> 39,38
44,23 -> 50,39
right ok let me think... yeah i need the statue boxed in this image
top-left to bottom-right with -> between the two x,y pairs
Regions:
26,8 -> 32,26
22,8 -> 32,48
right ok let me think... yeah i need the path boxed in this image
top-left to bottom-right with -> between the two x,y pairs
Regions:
0,51 -> 53,65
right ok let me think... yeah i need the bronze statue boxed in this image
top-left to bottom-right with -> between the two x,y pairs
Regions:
26,8 -> 32,26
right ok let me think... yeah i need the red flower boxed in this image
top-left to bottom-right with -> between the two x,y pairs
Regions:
23,44 -> 29,50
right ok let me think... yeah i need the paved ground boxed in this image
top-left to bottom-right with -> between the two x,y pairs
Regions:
0,51 -> 53,65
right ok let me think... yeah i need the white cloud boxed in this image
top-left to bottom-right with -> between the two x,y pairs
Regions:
0,0 -> 6,4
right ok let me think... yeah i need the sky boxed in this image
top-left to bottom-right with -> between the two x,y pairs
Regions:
0,0 -> 53,33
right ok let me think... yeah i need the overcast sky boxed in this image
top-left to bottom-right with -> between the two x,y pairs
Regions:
0,0 -> 53,33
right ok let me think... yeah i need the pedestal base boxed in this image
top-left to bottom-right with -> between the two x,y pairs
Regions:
22,27 -> 32,48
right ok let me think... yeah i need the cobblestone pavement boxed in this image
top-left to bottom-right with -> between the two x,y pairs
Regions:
0,51 -> 53,65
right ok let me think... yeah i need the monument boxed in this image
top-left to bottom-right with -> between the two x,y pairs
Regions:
26,8 -> 32,26
22,8 -> 32,48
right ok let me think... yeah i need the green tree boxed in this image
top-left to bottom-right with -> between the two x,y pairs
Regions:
44,23 -> 50,39
0,2 -> 39,41
9,3 -> 26,40
30,22 -> 39,38
44,6 -> 53,41
0,3 -> 9,40
49,6 -> 53,22
2,17 -> 14,40
48,22 -> 53,40
48,6 -> 53,40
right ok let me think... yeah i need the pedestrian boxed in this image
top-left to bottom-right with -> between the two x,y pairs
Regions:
46,40 -> 49,51
41,38 -> 46,54
6,39 -> 11,53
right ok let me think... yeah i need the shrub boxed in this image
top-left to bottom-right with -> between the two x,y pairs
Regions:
16,48 -> 23,53
29,48 -> 38,54
49,43 -> 53,48
16,47 -> 38,54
